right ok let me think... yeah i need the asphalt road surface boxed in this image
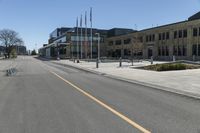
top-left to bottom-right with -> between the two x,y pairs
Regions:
0,56 -> 200,133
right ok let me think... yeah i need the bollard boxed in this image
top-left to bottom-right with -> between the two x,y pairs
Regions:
77,59 -> 79,63
193,55 -> 195,62
119,57 -> 122,67
173,55 -> 176,62
73,58 -> 75,63
96,58 -> 99,68
150,56 -> 153,65
131,59 -> 134,66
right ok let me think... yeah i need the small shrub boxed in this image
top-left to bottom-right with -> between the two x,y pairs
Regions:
10,48 -> 17,58
156,63 -> 187,71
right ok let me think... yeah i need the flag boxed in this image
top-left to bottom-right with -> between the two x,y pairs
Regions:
80,14 -> 82,27
90,7 -> 92,22
85,11 -> 87,26
76,17 -> 78,28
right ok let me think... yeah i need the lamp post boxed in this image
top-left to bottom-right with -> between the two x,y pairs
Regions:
95,33 -> 100,68
56,42 -> 60,60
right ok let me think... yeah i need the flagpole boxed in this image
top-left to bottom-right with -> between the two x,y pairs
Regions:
80,14 -> 83,59
85,11 -> 88,59
76,17 -> 79,59
90,7 -> 93,59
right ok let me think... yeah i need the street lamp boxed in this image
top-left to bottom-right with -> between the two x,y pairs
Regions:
56,42 -> 60,60
95,33 -> 100,68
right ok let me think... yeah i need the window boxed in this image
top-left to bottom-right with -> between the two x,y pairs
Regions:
139,36 -> 143,42
162,33 -> 165,40
149,35 -> 152,42
109,41 -> 113,46
166,46 -> 169,56
178,45 -> 182,56
183,45 -> 187,56
178,30 -> 182,38
124,38 -> 131,44
199,28 -> 200,36
198,44 -> 200,56
166,32 -> 169,39
193,28 -> 198,37
152,34 -> 155,41
158,47 -> 161,56
159,33 -> 162,40
192,44 -> 197,55
115,40 -> 122,45
174,31 -> 177,39
146,36 -> 149,42
173,45 -> 177,56
162,46 -> 165,56
124,49 -> 131,56
183,29 -> 187,38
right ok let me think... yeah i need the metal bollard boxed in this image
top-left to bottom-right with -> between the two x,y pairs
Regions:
96,58 -> 99,68
193,55 -> 195,62
119,57 -> 122,67
150,56 -> 153,65
173,55 -> 176,62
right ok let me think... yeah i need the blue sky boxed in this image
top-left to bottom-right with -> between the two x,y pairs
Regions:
0,0 -> 199,50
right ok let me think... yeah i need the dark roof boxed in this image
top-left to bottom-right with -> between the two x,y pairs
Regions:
188,11 -> 200,21
107,28 -> 135,37
139,20 -> 188,32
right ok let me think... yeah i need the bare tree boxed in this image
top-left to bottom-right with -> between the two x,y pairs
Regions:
0,29 -> 24,58
131,36 -> 143,66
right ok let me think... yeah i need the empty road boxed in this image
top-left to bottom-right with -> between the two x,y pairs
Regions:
0,56 -> 200,133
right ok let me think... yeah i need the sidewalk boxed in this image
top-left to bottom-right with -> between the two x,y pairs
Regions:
51,59 -> 200,99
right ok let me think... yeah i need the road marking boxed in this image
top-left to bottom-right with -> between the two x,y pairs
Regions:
50,71 -> 151,133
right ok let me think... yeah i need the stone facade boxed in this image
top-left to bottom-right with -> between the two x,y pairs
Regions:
106,17 -> 200,61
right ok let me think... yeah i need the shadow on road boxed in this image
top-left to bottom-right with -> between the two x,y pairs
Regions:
34,56 -> 55,61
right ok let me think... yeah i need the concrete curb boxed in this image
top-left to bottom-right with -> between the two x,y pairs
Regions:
52,61 -> 200,100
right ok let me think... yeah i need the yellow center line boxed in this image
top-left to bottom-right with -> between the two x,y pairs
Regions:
50,70 -> 151,133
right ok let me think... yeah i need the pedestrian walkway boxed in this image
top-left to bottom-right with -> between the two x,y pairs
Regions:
52,59 -> 200,98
